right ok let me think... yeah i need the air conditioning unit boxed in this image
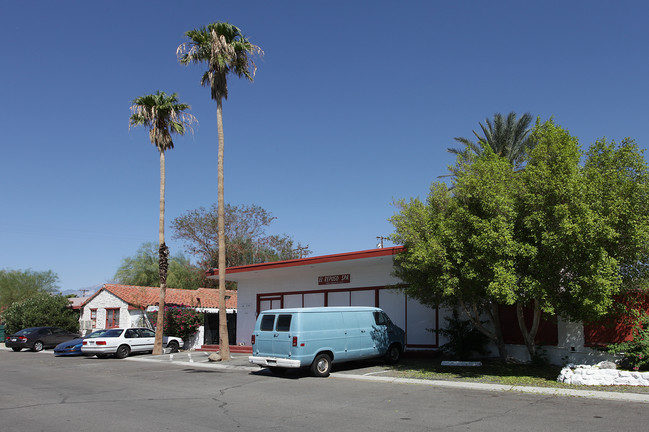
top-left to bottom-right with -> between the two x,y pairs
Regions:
80,320 -> 92,330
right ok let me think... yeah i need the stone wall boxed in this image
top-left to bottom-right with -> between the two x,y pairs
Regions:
558,363 -> 649,386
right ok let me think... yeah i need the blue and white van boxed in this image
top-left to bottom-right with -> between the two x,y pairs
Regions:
249,306 -> 405,377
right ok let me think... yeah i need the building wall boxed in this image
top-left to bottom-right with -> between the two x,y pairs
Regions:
235,257 -> 439,349
80,290 -> 135,333
233,252 -> 620,365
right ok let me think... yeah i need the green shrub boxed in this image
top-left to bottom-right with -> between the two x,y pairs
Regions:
607,313 -> 649,371
2,293 -> 79,334
435,308 -> 490,359
149,306 -> 202,342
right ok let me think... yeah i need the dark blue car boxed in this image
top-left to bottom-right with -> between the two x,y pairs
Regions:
54,329 -> 110,356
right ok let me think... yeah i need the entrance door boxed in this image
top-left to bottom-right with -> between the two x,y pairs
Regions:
204,312 -> 237,345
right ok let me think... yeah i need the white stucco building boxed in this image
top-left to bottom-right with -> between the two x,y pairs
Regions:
208,246 -> 622,364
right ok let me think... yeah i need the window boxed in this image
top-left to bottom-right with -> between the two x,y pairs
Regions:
276,315 -> 292,331
140,329 -> 155,337
90,309 -> 97,328
373,311 -> 390,326
260,314 -> 275,331
106,309 -> 120,328
125,329 -> 138,338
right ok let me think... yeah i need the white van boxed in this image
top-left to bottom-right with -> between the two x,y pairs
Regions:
249,306 -> 405,377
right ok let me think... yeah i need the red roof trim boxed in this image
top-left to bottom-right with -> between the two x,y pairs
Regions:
206,246 -> 405,277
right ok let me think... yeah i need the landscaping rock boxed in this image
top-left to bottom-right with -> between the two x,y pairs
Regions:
596,360 -> 617,369
208,352 -> 222,362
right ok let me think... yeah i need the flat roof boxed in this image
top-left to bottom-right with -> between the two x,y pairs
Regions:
206,246 -> 405,278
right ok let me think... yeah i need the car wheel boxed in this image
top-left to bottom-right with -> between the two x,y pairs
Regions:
32,341 -> 44,352
115,344 -> 131,359
385,343 -> 401,365
167,340 -> 180,353
310,353 -> 332,377
96,354 -> 110,359
11,347 -> 22,352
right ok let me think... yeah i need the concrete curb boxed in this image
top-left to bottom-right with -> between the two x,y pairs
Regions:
126,355 -> 260,372
331,373 -> 649,404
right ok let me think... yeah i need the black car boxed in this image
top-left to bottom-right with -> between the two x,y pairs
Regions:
5,327 -> 80,352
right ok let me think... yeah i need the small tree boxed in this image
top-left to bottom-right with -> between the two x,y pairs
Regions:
149,306 -> 202,343
2,293 -> 78,335
0,269 -> 59,310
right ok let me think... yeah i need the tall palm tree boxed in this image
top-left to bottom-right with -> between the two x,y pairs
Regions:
448,112 -> 535,170
129,91 -> 197,355
177,22 -> 262,360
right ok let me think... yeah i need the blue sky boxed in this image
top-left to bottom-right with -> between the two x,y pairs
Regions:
2,1 -> 648,295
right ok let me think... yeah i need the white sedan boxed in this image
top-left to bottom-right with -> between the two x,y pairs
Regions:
81,327 -> 184,359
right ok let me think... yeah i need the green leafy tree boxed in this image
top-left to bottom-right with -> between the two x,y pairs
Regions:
0,269 -> 59,311
171,203 -> 310,269
2,293 -> 78,335
392,120 -> 649,361
178,22 -> 262,360
113,242 -> 215,289
391,152 -> 522,360
129,91 -> 197,355
447,112 -> 535,173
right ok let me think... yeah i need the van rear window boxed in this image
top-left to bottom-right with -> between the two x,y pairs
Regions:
276,315 -> 292,332
260,315 -> 275,331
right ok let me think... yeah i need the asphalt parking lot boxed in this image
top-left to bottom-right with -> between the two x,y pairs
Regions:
4,344 -> 649,404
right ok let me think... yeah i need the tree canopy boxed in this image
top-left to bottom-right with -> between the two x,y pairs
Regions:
391,120 -> 649,360
171,203 -> 311,269
113,242 -> 215,289
2,293 -> 78,335
0,269 -> 59,311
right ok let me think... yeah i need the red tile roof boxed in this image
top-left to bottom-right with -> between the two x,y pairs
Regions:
82,284 -> 237,310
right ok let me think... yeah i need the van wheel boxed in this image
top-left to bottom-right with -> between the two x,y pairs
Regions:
385,344 -> 401,364
311,353 -> 332,377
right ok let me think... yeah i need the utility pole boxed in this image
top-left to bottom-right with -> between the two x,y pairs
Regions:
376,236 -> 389,248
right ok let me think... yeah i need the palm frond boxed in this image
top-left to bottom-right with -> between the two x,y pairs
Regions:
178,22 -> 263,101
129,91 -> 197,152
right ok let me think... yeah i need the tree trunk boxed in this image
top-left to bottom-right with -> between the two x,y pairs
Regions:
458,299 -> 508,361
516,299 -> 542,360
153,151 -> 167,355
216,99 -> 231,360
487,302 -> 508,362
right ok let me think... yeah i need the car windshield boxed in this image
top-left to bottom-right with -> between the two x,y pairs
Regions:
101,329 -> 124,338
15,328 -> 37,336
85,330 -> 111,339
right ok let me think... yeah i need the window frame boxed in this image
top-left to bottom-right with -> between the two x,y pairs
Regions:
105,308 -> 120,328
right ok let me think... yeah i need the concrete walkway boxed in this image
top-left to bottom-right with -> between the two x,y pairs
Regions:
127,351 -> 649,404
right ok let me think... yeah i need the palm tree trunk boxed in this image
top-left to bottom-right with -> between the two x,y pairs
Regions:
153,150 -> 167,355
216,99 -> 231,360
